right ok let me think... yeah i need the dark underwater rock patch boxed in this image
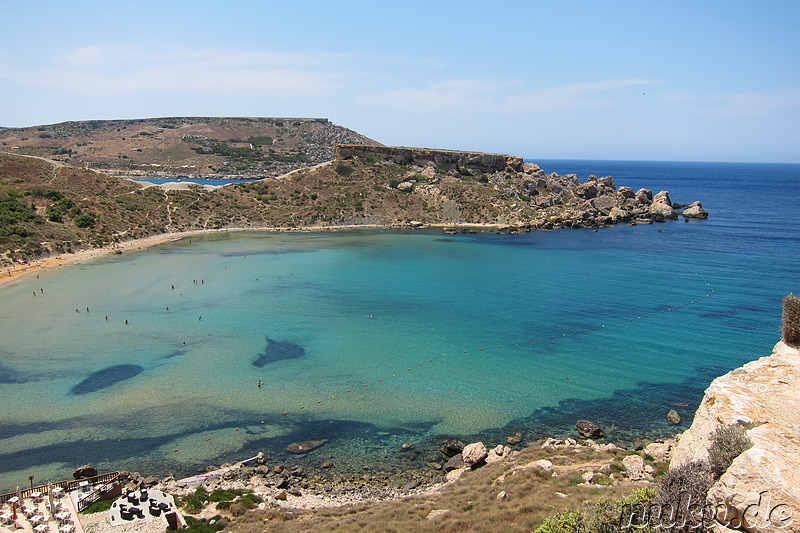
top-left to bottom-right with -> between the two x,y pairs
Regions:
252,338 -> 305,367
71,364 -> 144,395
0,363 -> 29,384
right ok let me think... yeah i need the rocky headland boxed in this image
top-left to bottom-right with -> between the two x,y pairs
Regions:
1,128 -> 708,266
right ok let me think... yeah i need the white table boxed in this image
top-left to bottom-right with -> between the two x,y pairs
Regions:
59,525 -> 75,533
34,524 -> 49,533
55,512 -> 71,523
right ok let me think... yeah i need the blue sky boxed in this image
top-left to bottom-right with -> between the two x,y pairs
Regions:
1,1 -> 798,163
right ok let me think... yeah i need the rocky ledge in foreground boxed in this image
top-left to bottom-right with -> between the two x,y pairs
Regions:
670,340 -> 800,532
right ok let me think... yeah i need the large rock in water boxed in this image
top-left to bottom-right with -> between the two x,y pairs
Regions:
682,201 -> 709,219
576,419 -> 605,439
650,190 -> 677,219
440,439 -> 466,457
670,341 -> 800,532
73,464 -> 98,479
285,439 -> 327,454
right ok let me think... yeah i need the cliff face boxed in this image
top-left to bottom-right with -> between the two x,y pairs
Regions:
671,341 -> 800,532
335,144 -> 523,173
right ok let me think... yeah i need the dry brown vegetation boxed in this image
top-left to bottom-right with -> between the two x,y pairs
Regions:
0,149 -> 528,265
206,445 -> 660,533
0,117 -> 377,178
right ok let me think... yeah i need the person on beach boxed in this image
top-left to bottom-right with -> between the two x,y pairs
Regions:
258,380 -> 262,388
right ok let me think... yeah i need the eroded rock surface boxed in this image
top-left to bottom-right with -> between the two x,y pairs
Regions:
671,341 -> 800,532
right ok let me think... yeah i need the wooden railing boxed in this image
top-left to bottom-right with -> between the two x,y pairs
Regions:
0,472 -> 122,505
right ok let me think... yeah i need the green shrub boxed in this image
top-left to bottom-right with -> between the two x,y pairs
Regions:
46,205 -> 63,222
183,516 -> 228,533
74,212 -> 97,228
335,164 -> 354,177
709,424 -> 752,475
783,294 -> 800,348
81,499 -> 114,514
535,509 -> 584,533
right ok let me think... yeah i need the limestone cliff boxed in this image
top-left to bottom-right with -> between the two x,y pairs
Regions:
670,341 -> 800,532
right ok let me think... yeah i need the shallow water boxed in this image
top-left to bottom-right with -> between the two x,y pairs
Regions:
0,160 -> 798,492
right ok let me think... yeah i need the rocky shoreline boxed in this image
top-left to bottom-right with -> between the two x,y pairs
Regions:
111,429 -> 679,512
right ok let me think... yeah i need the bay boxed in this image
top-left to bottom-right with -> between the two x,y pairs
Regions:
0,159 -> 797,492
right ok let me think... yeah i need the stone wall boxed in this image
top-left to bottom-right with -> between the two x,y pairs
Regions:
334,144 -> 524,173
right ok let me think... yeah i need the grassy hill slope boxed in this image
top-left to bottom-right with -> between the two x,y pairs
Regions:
0,117 -> 379,178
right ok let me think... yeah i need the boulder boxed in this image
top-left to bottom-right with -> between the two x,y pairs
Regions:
396,181 -> 414,192
445,468 -> 466,482
534,459 -> 554,472
521,162 -> 541,174
440,439 -> 466,457
682,201 -> 708,219
285,439 -> 327,454
643,441 -> 673,462
442,454 -> 465,473
635,188 -> 653,204
622,454 -> 646,480
575,182 -> 598,199
581,471 -> 599,483
617,186 -> 635,199
461,442 -> 488,468
650,191 -> 677,219
426,509 -> 451,520
592,195 -> 617,215
576,419 -> 605,439
486,445 -> 511,464
667,409 -> 682,424
73,464 -> 98,479
596,176 -> 616,189
609,206 -> 631,222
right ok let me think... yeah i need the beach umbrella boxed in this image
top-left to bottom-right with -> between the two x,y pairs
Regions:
15,486 -> 21,502
48,484 -> 54,513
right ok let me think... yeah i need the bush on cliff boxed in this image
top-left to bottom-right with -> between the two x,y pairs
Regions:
653,461 -> 715,533
709,424 -> 752,476
783,294 -> 800,348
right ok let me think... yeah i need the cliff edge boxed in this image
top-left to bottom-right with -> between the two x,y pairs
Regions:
670,340 -> 800,532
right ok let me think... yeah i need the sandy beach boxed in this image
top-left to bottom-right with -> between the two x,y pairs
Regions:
0,233 -> 187,287
0,223 -> 505,288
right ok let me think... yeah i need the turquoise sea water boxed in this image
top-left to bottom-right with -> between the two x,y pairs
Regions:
0,160 -> 798,492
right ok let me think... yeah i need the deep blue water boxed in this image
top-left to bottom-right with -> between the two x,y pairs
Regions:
0,159 -> 797,492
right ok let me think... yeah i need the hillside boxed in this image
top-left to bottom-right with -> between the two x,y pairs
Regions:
0,117 -> 379,179
0,138 -> 708,267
